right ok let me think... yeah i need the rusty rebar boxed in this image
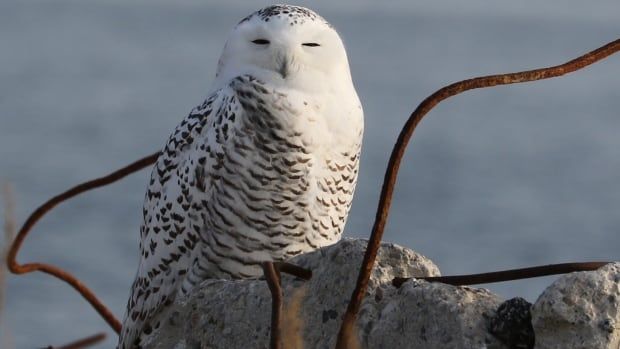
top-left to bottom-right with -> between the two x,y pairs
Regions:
1,184 -> 16,339
263,261 -> 283,349
6,152 -> 159,333
274,261 -> 312,280
44,332 -> 107,349
392,261 -> 611,288
335,38 -> 620,348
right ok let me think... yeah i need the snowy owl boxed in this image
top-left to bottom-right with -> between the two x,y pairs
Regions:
119,4 -> 363,348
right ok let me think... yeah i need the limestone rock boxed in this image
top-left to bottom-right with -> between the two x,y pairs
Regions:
531,262 -> 620,349
145,238 -> 620,349
363,279 -> 505,348
146,238 -> 511,348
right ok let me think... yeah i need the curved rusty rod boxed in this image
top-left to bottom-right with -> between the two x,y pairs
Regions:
262,262 -> 312,349
46,332 -> 107,349
6,152 -> 159,333
335,38 -> 620,348
263,262 -> 283,349
392,261 -> 611,288
274,261 -> 313,280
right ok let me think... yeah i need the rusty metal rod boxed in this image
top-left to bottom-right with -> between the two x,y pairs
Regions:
44,332 -> 106,349
392,261 -> 611,287
275,261 -> 312,280
7,152 -> 159,333
335,38 -> 620,348
263,262 -> 283,349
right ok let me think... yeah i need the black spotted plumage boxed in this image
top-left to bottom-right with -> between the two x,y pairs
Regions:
238,4 -> 330,27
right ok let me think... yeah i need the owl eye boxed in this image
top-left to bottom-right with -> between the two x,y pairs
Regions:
252,39 -> 270,45
302,43 -> 320,47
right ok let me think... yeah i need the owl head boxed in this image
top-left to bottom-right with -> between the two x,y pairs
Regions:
213,5 -> 354,91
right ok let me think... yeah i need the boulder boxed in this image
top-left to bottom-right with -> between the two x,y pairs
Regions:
531,262 -> 620,349
145,239 -> 619,349
145,239 -> 508,348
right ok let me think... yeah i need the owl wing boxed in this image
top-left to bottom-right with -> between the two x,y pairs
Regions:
118,84 -> 240,348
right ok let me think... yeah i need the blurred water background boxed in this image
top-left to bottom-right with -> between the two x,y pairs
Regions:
1,1 -> 619,347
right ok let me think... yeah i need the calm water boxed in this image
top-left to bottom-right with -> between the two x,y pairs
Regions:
1,1 -> 619,347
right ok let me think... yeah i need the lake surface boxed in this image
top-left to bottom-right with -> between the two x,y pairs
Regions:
1,1 -> 619,347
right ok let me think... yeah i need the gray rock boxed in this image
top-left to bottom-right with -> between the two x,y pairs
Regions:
363,280 -> 505,348
146,238 -> 511,348
489,297 -> 534,349
531,262 -> 620,349
285,238 -> 441,349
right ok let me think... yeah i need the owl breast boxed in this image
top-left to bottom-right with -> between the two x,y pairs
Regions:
187,75 -> 362,281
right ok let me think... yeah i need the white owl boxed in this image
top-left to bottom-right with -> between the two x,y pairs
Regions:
119,5 -> 363,348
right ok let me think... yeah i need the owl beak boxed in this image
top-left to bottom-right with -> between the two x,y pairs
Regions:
278,55 -> 290,79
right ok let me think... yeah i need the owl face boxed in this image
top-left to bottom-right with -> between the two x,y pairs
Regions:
214,5 -> 353,89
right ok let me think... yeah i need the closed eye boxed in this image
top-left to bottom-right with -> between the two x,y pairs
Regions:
302,43 -> 320,47
252,39 -> 270,45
